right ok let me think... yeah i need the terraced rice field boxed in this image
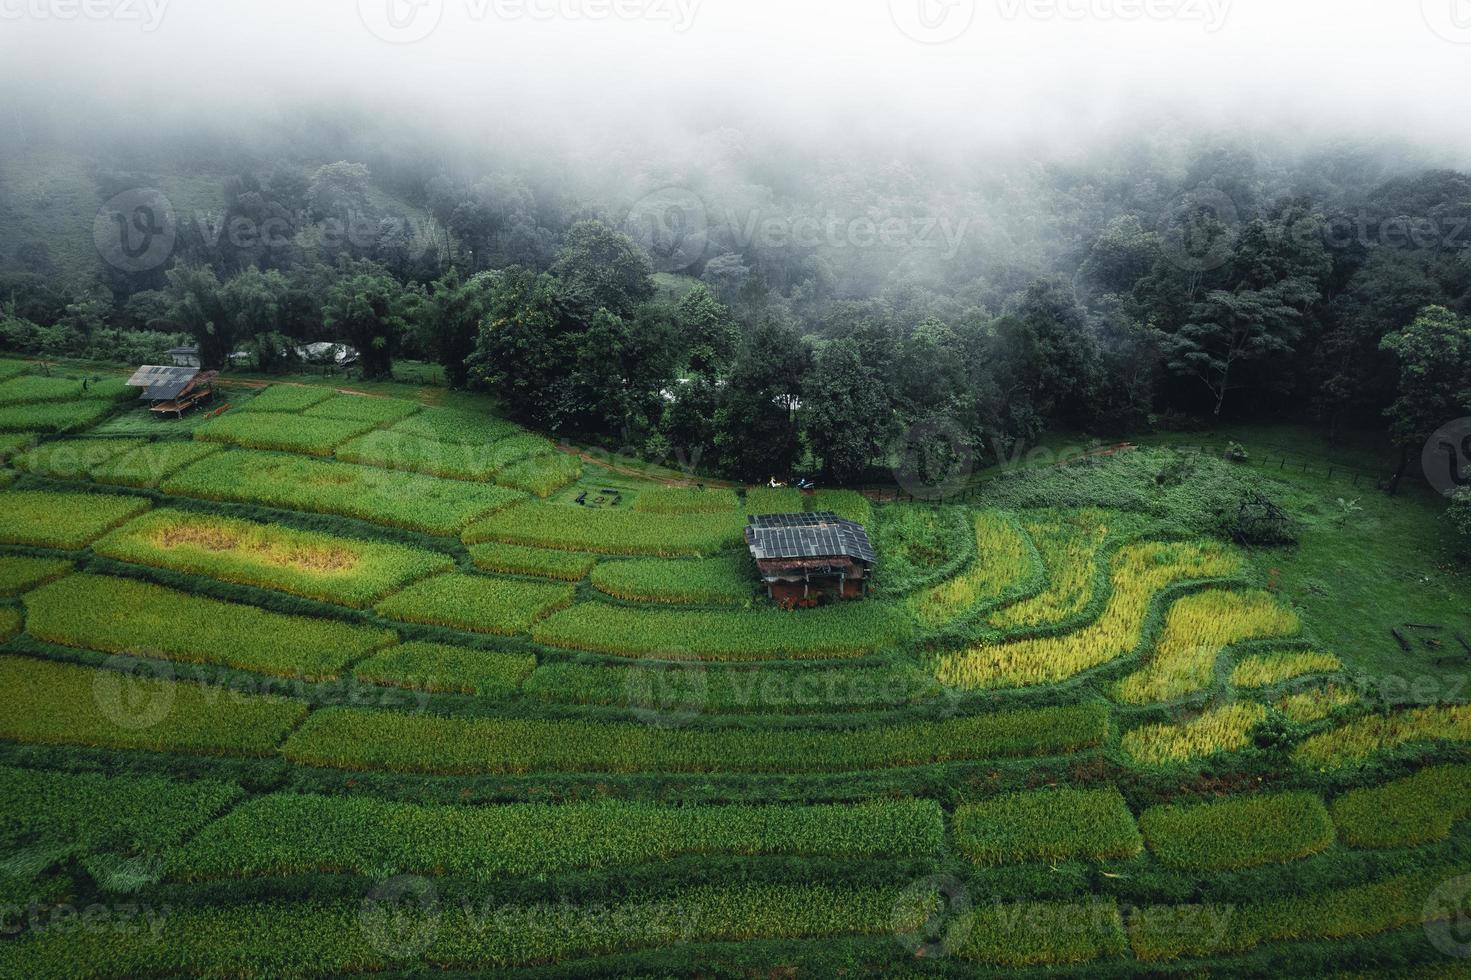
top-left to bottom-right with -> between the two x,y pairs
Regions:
1,383 -> 1468,977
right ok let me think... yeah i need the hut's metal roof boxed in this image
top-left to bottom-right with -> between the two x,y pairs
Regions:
744,511 -> 875,565
125,365 -> 200,400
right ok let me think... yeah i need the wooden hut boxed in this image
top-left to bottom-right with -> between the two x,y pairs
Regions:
744,511 -> 876,605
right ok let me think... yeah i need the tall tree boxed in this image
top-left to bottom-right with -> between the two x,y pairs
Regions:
803,339 -> 893,482
712,319 -> 809,480
551,220 -> 654,319
321,263 -> 410,380
164,265 -> 233,370
1379,306 -> 1471,494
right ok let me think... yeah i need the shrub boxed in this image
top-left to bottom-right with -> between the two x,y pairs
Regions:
170,795 -> 943,880
283,701 -> 1109,775
196,411 -> 378,456
532,601 -> 911,660
1330,765 -> 1471,848
990,512 -> 1111,630
353,641 -> 536,696
870,505 -> 974,597
809,489 -> 872,525
0,489 -> 150,548
234,385 -> 334,413
591,555 -> 754,605
389,406 -> 521,445
1295,704 -> 1471,767
953,900 -> 1127,966
913,511 -> 1035,627
10,438 -> 145,480
633,486 -> 741,514
375,573 -> 574,635
86,440 -> 224,488
0,399 -> 119,433
524,660 -> 944,714
0,766 -> 241,860
1115,589 -> 1301,704
744,486 -> 803,514
467,542 -> 596,581
93,508 -> 453,607
953,788 -> 1142,865
465,501 -> 745,556
0,555 -> 70,596
1230,650 -> 1341,689
1139,791 -> 1334,871
1121,703 -> 1266,766
1276,683 -> 1357,723
495,452 -> 583,497
302,394 -> 420,424
163,450 -> 523,535
25,573 -> 397,680
0,375 -> 84,405
0,656 -> 306,757
936,539 -> 1243,690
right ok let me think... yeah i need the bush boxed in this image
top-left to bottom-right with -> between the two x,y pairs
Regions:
234,385 -> 333,413
913,511 -> 1036,627
1448,488 -> 1471,555
953,788 -> 1142,865
0,555 -> 71,596
870,505 -> 974,597
25,573 -> 397,680
467,542 -> 596,581
375,573 -> 574,635
1138,791 -> 1335,871
1295,704 -> 1471,767
196,411 -> 378,457
93,508 -> 454,607
532,601 -> 911,661
936,539 -> 1243,691
169,795 -> 943,880
282,702 -> 1109,775
1330,765 -> 1471,848
1121,703 -> 1266,767
0,656 -> 306,757
163,449 -> 523,535
465,501 -> 745,556
87,441 -> 224,488
1230,650 -> 1341,689
591,555 -> 754,605
302,394 -> 420,424
10,438 -> 146,480
353,641 -> 536,696
1114,589 -> 1300,704
633,486 -> 741,514
0,489 -> 150,548
495,452 -> 583,497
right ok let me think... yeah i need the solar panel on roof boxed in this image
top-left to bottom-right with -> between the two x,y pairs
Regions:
744,510 -> 875,564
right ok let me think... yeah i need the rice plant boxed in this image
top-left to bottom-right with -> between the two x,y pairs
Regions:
10,437 -> 145,480
468,542 -> 597,580
1121,703 -> 1266,767
912,511 -> 1036,627
0,555 -> 71,596
989,511 -> 1111,630
953,788 -> 1142,865
632,486 -> 741,514
1230,650 -> 1341,689
374,572 -> 575,635
1294,704 -> 1471,767
1138,791 -> 1335,870
1330,765 -> 1471,848
590,555 -> 754,605
353,641 -> 536,696
465,500 -> 745,555
0,489 -> 150,549
195,411 -> 378,456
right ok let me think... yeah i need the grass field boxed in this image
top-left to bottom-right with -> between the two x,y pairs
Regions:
0,391 -> 1468,976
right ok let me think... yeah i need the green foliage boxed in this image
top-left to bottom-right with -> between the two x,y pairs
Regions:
163,449 -> 523,535
591,555 -> 754,605
1330,765 -> 1471,848
234,384 -> 333,413
374,572 -> 574,635
25,573 -> 397,680
93,508 -> 453,607
494,451 -> 583,497
1449,488 -> 1471,554
10,437 -> 145,479
0,359 -> 30,382
1295,704 -> 1471,767
196,411 -> 378,456
1138,792 -> 1335,871
389,406 -> 520,445
0,555 -> 70,596
465,500 -> 745,555
0,608 -> 19,643
1121,703 -> 1266,766
353,641 -> 535,696
870,505 -> 974,597
952,900 -> 1127,966
0,656 -> 306,756
467,542 -> 596,581
0,433 -> 35,458
0,489 -> 150,548
0,374 -> 84,405
632,486 -> 741,514
335,430 -> 548,481
170,795 -> 942,880
87,440 -> 223,488
912,511 -> 1036,627
283,702 -> 1109,775
745,486 -> 803,514
1230,649 -> 1341,688
809,489 -> 872,525
0,399 -> 119,433
532,600 -> 911,660
302,393 -> 420,424
953,788 -> 1142,865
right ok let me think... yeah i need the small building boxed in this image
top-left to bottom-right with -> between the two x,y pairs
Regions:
166,346 -> 200,368
124,365 -> 218,418
744,511 -> 876,606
